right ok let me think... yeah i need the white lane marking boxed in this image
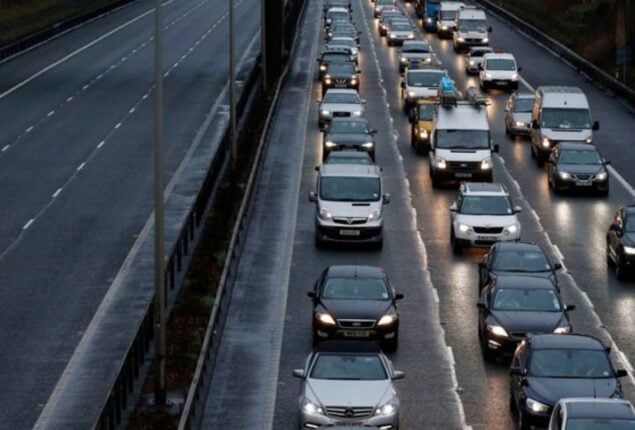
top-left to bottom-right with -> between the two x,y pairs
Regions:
66,96 -> 73,102
77,163 -> 85,171
97,141 -> 105,149
47,111 -> 55,117
23,219 -> 34,230
26,126 -> 34,133
447,346 -> 456,366
553,245 -> 564,261
114,123 -> 121,130
129,107 -> 136,114
1,145 -> 9,152
52,188 -> 62,198
608,166 -> 635,197
432,288 -> 440,304
82,85 -> 89,91
580,291 -> 594,309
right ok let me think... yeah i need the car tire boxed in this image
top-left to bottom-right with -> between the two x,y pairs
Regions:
312,331 -> 319,347
517,408 -> 529,430
451,230 -> 462,255
373,239 -> 383,251
606,243 -> 614,266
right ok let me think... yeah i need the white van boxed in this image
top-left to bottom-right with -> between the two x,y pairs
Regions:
428,88 -> 498,187
436,2 -> 464,39
530,86 -> 599,165
453,6 -> 491,52
309,163 -> 390,248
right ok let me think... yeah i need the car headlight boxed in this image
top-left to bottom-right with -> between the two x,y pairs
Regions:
484,72 -> 493,80
542,138 -> 551,148
596,172 -> 608,181
374,401 -> 397,416
321,110 -> 331,116
426,17 -> 432,23
511,73 -> 519,80
377,313 -> 396,326
316,312 -> 336,325
526,398 -> 550,413
419,129 -> 428,138
554,326 -> 571,334
352,110 -> 363,117
504,224 -> 519,235
480,158 -> 492,170
350,77 -> 357,85
457,37 -> 465,42
458,223 -> 472,233
436,157 -> 447,169
441,25 -> 448,30
482,37 -> 489,44
585,137 -> 593,144
515,120 -> 525,127
486,324 -> 509,338
389,34 -> 396,39
407,33 -> 414,39
324,140 -> 337,148
407,90 -> 416,98
623,246 -> 635,255
302,399 -> 324,415
324,77 -> 332,84
559,171 -> 571,180
400,56 -> 409,63
469,60 -> 475,66
320,65 -> 327,71
361,141 -> 374,149
319,207 -> 333,221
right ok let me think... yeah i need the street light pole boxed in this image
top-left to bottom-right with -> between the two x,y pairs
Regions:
229,0 -> 237,167
153,0 -> 167,407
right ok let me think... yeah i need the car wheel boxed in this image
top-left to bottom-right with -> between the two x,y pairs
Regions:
373,239 -> 383,251
315,234 -> 325,249
530,145 -> 536,159
410,129 -> 416,148
312,330 -> 319,347
606,242 -> 613,266
451,230 -> 462,255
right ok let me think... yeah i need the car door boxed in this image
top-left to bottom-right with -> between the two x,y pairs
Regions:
510,342 -> 529,407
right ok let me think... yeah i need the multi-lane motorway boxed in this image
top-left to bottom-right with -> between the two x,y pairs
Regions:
0,0 -> 259,427
205,0 -> 635,429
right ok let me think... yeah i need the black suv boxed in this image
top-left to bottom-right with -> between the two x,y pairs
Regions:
607,204 -> 635,280
510,334 -> 627,429
322,117 -> 377,161
317,49 -> 354,80
321,62 -> 360,95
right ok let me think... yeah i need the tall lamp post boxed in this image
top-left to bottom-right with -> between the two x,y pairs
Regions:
229,0 -> 236,166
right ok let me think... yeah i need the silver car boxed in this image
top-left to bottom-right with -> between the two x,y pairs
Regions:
318,89 -> 365,128
504,92 -> 534,138
294,341 -> 403,429
464,46 -> 493,75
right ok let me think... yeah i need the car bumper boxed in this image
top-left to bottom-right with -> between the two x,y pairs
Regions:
314,322 -> 399,343
519,403 -> 552,429
509,123 -> 531,136
300,410 -> 399,429
322,82 -> 359,92
483,334 -> 522,357
431,167 -> 493,183
454,232 -> 520,248
316,223 -> 383,243
482,79 -> 518,90
553,176 -> 609,192
323,145 -> 375,160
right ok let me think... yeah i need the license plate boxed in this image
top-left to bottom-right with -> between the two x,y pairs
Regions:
495,80 -> 508,85
575,181 -> 592,186
478,235 -> 498,241
340,229 -> 360,236
455,172 -> 472,178
342,330 -> 370,338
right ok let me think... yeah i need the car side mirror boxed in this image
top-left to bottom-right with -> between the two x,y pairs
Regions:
510,367 -> 524,376
309,191 -> 317,202
395,293 -> 404,300
493,144 -> 500,153
370,129 -> 378,134
392,370 -> 405,380
593,121 -> 600,131
616,369 -> 628,378
293,369 -> 305,378
449,202 -> 457,212
478,262 -> 486,269
610,223 -> 623,235
604,159 -> 611,165
383,194 -> 391,204
517,66 -> 522,72
513,205 -> 522,214
476,301 -> 487,310
531,119 -> 539,129
565,304 -> 576,311
307,291 -> 316,298
553,262 -> 562,271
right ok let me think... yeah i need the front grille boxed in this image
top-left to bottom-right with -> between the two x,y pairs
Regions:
466,38 -> 483,43
511,332 -> 526,338
447,161 -> 479,172
335,78 -> 348,85
325,406 -> 374,419
333,111 -> 350,117
333,217 -> 367,225
572,174 -> 592,181
473,226 -> 504,234
338,319 -> 376,328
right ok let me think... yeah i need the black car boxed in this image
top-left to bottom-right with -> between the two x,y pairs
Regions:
322,118 -> 377,161
478,241 -> 562,290
317,49 -> 355,80
547,142 -> 610,195
510,334 -> 627,429
321,62 -> 360,95
607,204 -> 635,280
308,265 -> 404,351
477,276 -> 574,361
326,24 -> 361,44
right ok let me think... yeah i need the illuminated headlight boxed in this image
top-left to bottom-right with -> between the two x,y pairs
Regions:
321,110 -> 331,116
426,17 -> 432,23
324,77 -> 332,84
320,65 -> 327,71
458,223 -> 472,233
367,208 -> 382,222
302,399 -> 324,415
441,25 -> 448,30
401,56 -> 409,63
596,172 -> 608,181
377,313 -> 396,326
324,140 -> 337,148
407,90 -> 416,98
350,77 -> 357,85
482,37 -> 489,44
381,24 -> 387,30
554,326 -> 571,334
511,73 -> 519,80
515,121 -> 525,127
623,246 -> 635,255
374,401 -> 397,416
352,110 -> 363,117
361,141 -> 374,149
484,72 -> 493,80
319,207 -> 333,221
559,171 -> 571,180
457,37 -> 465,42
436,157 -> 447,169
504,224 -> 519,235
542,138 -> 551,148
585,137 -> 593,144
419,129 -> 428,139
469,60 -> 475,66
389,34 -> 397,39
486,324 -> 509,338
480,158 -> 492,170
526,398 -> 550,413
407,33 -> 415,39
316,312 -> 336,325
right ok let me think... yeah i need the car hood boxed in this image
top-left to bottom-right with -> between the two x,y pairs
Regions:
542,128 -> 592,141
389,30 -> 414,36
320,201 -> 380,218
492,271 -> 556,285
436,148 -> 491,161
321,299 -> 393,320
457,30 -> 488,38
557,163 -> 605,175
455,214 -> 518,227
491,311 -> 564,333
327,71 -> 356,79
325,133 -> 372,144
306,378 -> 393,408
416,119 -> 433,131
321,103 -> 362,112
485,70 -> 517,79
402,52 -> 431,60
527,377 -> 619,406
621,233 -> 635,247
511,112 -> 531,123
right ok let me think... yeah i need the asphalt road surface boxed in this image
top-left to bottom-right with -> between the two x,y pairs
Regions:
0,0 -> 259,427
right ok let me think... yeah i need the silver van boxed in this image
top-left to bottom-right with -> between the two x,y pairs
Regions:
530,86 -> 599,165
309,163 -> 390,248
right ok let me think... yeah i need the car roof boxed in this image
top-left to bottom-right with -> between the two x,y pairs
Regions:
325,151 -> 373,165
483,53 -> 516,61
562,398 -> 635,419
556,142 -> 599,151
461,182 -> 507,196
320,163 -> 381,177
528,334 -> 605,350
492,276 -> 557,290
326,6 -> 349,13
469,47 -> 493,54
315,340 -> 382,353
324,88 -> 359,96
326,265 -> 386,279
492,241 -> 544,253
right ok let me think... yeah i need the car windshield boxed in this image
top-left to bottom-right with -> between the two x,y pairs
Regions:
492,250 -> 552,272
460,196 -> 512,215
327,63 -> 356,75
407,71 -> 444,87
439,10 -> 457,20
328,11 -> 349,20
565,418 -> 635,429
392,23 -> 412,31
541,108 -> 592,129
310,353 -> 387,380
417,103 -> 436,120
377,0 -> 393,5
486,58 -> 516,71
323,92 -> 359,104
323,278 -> 390,300
625,216 -> 635,233
403,43 -> 430,53
529,349 -> 613,378
559,149 -> 602,165
514,98 -> 534,112
436,129 -> 490,149
320,177 -> 381,201
492,288 -> 561,311
459,19 -> 488,32
328,120 -> 369,134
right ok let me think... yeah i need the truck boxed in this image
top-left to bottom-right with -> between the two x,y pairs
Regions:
415,0 -> 453,32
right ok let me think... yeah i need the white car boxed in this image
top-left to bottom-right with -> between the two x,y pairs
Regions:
386,22 -> 415,46
398,40 -> 434,73
449,182 -> 522,254
464,46 -> 493,74
318,89 -> 365,128
479,52 -> 521,91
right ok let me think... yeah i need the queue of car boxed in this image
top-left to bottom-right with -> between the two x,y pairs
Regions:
294,1 -> 634,428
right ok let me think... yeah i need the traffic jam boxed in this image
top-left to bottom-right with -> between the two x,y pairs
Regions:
291,0 -> 635,429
